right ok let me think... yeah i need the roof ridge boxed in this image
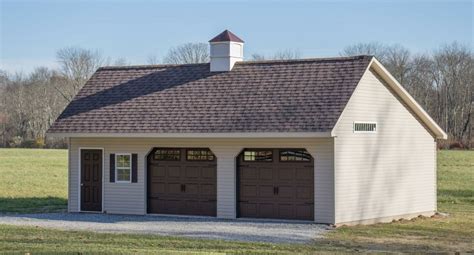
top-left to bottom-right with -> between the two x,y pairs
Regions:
237,55 -> 373,65
98,62 -> 209,71
98,55 -> 373,71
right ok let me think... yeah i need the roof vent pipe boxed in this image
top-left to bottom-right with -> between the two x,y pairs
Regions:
209,30 -> 244,72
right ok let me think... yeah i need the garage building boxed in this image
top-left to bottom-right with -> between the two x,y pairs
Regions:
48,30 -> 447,225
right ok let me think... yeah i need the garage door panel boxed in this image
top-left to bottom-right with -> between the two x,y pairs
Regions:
258,203 -> 275,218
296,167 -> 313,180
185,183 -> 199,193
201,184 -> 216,196
241,185 -> 257,197
277,204 -> 294,219
200,201 -> 216,216
238,149 -> 314,221
241,167 -> 257,179
278,185 -> 295,199
259,185 -> 275,198
185,166 -> 200,178
239,203 -> 257,217
296,204 -> 313,220
184,200 -> 199,212
147,148 -> 216,216
297,186 -> 313,199
164,199 -> 185,214
258,167 -> 273,180
201,167 -> 216,179
278,167 -> 295,181
167,166 -> 181,178
166,183 -> 182,194
152,166 -> 166,177
149,181 -> 165,194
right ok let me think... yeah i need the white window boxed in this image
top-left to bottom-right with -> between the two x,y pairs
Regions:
354,122 -> 377,133
115,154 -> 131,183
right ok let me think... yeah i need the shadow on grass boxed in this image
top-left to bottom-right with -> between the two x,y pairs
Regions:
438,188 -> 474,198
0,197 -> 67,214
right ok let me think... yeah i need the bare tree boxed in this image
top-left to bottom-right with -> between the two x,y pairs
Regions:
56,47 -> 106,101
384,44 -> 411,84
250,53 -> 266,61
341,42 -> 411,84
273,49 -> 301,60
146,54 -> 161,65
249,49 -> 301,61
163,43 -> 209,64
341,42 -> 388,60
430,42 -> 473,146
113,57 -> 129,66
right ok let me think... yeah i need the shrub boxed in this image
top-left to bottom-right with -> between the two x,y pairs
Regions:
35,138 -> 46,148
449,141 -> 465,150
20,139 -> 37,148
8,136 -> 23,148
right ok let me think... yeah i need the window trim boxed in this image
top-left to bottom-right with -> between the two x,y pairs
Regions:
353,121 -> 377,134
115,153 -> 132,183
279,149 -> 312,162
186,148 -> 215,161
242,149 -> 273,162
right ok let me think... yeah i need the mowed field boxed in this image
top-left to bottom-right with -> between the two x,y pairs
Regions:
0,148 -> 472,254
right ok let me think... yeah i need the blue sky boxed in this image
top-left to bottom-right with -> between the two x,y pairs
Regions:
1,0 -> 472,73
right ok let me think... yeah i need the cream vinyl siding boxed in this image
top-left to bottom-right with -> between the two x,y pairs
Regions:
333,68 -> 437,224
69,137 -> 335,223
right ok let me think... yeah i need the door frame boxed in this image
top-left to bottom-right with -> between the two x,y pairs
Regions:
78,147 -> 104,213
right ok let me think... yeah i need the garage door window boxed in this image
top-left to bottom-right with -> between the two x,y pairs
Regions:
154,149 -> 181,161
187,149 -> 215,161
115,154 -> 131,182
243,150 -> 272,162
279,149 -> 311,162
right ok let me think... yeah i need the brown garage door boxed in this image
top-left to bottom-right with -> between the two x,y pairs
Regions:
237,149 -> 314,220
147,148 -> 216,216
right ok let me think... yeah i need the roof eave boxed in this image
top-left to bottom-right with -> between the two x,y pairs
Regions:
368,58 -> 448,140
46,132 -> 333,139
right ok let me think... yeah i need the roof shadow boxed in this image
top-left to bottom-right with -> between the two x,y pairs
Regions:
57,64 -> 218,120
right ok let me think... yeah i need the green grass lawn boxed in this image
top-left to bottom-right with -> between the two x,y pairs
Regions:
0,149 -> 68,213
0,148 -> 472,253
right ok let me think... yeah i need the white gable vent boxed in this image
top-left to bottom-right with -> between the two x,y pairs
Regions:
354,122 -> 377,133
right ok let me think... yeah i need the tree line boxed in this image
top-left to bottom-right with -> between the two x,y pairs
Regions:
0,42 -> 472,148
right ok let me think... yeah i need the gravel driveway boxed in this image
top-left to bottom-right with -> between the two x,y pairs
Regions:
0,213 -> 331,243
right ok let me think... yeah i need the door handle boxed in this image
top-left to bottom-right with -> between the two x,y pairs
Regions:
181,184 -> 186,192
274,186 -> 279,195
81,183 -> 84,186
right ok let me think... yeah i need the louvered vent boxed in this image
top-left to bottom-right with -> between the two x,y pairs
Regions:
354,122 -> 377,133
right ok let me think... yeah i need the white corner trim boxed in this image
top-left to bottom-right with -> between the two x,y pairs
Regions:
369,58 -> 447,139
47,132 -> 333,139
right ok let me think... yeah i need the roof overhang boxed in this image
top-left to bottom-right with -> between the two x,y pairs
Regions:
47,132 -> 333,139
331,57 -> 447,139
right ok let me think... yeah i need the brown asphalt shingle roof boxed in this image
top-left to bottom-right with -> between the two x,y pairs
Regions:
48,55 -> 372,134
